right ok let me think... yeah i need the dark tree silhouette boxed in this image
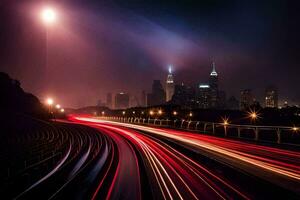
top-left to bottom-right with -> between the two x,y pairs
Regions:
0,72 -> 48,119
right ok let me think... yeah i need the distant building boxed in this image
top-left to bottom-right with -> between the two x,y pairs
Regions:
140,90 -> 147,107
166,66 -> 175,102
218,90 -> 227,109
130,95 -> 139,107
196,84 -> 211,109
171,83 -> 196,109
227,96 -> 239,110
115,92 -> 129,109
106,93 -> 112,108
240,89 -> 254,110
147,80 -> 166,106
265,86 -> 278,108
209,62 -> 219,108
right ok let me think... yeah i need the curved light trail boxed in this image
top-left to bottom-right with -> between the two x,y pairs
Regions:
1,114 -> 299,199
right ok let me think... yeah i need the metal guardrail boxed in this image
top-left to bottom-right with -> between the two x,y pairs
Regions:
100,116 -> 300,144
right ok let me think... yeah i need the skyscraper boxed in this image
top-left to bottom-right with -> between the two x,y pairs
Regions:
147,80 -> 166,106
166,66 -> 175,102
240,89 -> 254,110
171,83 -> 196,109
197,84 -> 211,109
209,62 -> 219,108
115,92 -> 129,109
265,86 -> 278,108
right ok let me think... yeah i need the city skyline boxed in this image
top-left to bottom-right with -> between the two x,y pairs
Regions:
0,1 -> 299,107
95,63 -> 285,111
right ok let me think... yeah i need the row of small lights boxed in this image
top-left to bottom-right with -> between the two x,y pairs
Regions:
120,109 -> 193,117
46,98 -> 65,113
114,109 -> 299,132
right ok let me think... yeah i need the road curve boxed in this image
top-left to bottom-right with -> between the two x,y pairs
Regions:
68,115 -> 300,199
1,115 -> 299,199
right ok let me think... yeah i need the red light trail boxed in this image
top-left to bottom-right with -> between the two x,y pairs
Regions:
67,115 -> 300,199
7,115 -> 299,199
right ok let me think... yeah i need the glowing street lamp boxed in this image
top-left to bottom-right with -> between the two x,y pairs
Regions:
46,98 -> 54,105
149,110 -> 154,116
292,127 -> 299,132
101,111 -> 105,115
158,109 -> 163,115
173,111 -> 178,116
250,112 -> 257,119
41,7 -> 57,26
223,120 -> 229,126
55,104 -> 61,109
46,98 -> 54,115
222,117 -> 229,126
189,112 -> 193,117
222,117 -> 229,136
40,7 -> 58,85
60,108 -> 64,113
122,111 -> 126,115
247,109 -> 260,122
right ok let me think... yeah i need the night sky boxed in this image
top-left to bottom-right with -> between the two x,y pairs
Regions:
0,0 -> 299,108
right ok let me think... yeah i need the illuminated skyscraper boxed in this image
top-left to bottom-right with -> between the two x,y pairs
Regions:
209,62 -> 219,108
197,84 -> 211,109
265,86 -> 278,108
166,66 -> 175,102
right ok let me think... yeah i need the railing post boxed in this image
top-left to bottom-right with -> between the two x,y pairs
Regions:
195,122 -> 199,130
181,120 -> 185,128
254,127 -> 259,141
204,123 -> 207,132
187,121 -> 191,129
277,128 -> 281,144
212,123 -> 215,134
237,127 -> 241,138
224,125 -> 227,137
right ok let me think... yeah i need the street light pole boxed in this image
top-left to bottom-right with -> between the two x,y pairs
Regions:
40,7 -> 57,85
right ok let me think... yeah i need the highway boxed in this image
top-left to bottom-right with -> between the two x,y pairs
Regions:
68,115 -> 300,199
1,115 -> 299,199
